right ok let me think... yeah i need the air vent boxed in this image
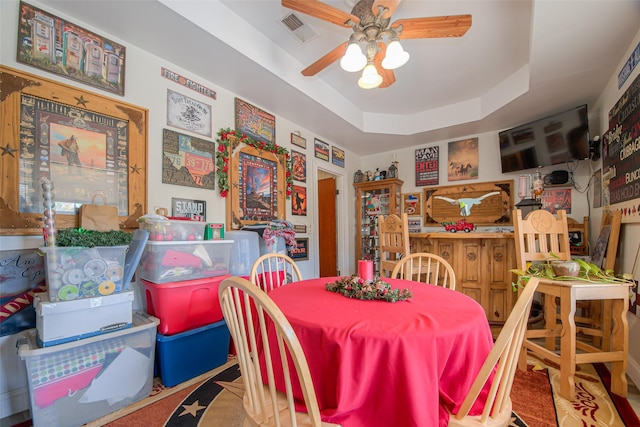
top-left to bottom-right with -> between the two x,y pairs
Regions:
280,12 -> 318,44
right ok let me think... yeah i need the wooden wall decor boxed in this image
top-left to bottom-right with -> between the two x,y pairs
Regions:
423,179 -> 514,226
0,65 -> 148,235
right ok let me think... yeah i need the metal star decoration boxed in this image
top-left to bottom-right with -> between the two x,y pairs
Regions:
1,144 -> 17,157
74,95 -> 88,107
130,164 -> 141,174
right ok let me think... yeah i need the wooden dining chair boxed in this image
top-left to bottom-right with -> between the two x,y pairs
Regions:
513,208 -> 572,269
448,277 -> 540,426
218,276 -> 341,427
378,213 -> 410,278
249,253 -> 302,293
391,252 -> 456,290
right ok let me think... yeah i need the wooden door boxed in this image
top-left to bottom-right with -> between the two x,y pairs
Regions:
318,178 -> 337,277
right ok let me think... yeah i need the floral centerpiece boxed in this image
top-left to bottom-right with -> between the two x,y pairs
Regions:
215,127 -> 293,199
326,274 -> 413,303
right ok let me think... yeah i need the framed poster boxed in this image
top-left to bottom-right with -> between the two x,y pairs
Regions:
415,146 -> 439,186
424,179 -> 514,226
314,138 -> 330,161
171,198 -> 206,221
235,98 -> 275,144
291,150 -> 306,183
225,141 -> 286,230
402,193 -> 422,216
162,129 -> 215,189
541,188 -> 571,214
591,225 -> 611,269
448,138 -> 478,181
291,133 -> 306,149
0,65 -> 148,235
292,185 -> 307,216
167,89 -> 212,137
17,1 -> 126,96
332,146 -> 345,167
289,238 -> 309,261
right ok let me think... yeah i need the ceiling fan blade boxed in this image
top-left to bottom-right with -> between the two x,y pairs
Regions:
302,42 -> 348,76
372,0 -> 402,20
374,42 -> 396,88
282,0 -> 359,27
392,14 -> 472,39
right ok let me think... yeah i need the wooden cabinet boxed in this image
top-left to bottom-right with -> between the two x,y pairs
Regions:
410,233 -> 516,323
354,179 -> 403,276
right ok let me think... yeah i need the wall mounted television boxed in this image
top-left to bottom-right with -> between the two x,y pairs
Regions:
499,104 -> 590,173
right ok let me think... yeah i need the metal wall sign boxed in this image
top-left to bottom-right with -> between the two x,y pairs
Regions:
171,198 -> 206,221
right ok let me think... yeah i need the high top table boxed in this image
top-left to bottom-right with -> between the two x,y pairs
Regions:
267,277 -> 494,427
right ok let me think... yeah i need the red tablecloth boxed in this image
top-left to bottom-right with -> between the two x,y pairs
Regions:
267,277 -> 494,427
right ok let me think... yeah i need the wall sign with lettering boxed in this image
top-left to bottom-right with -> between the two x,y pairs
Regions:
171,198 -> 206,221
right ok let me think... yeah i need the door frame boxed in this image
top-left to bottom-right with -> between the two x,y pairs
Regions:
313,163 -> 347,278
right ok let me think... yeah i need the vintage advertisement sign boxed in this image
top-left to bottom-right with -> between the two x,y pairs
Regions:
289,238 -> 309,260
161,67 -> 217,100
167,89 -> 212,137
332,146 -> 345,168
415,146 -> 439,186
603,73 -> 640,222
235,98 -> 275,145
171,198 -> 206,221
162,129 -> 215,190
314,139 -> 330,161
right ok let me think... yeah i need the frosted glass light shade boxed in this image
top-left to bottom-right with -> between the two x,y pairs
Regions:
358,63 -> 382,89
340,43 -> 367,72
382,40 -> 410,70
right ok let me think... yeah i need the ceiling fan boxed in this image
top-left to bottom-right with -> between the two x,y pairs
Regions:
282,0 -> 472,89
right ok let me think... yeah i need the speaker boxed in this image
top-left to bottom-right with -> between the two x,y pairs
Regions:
544,170 -> 569,185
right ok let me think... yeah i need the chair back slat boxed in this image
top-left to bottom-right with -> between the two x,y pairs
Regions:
378,213 -> 410,277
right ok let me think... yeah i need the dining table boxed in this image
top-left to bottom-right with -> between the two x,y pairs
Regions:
266,276 -> 495,427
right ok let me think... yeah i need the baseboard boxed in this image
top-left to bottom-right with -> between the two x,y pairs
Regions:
0,387 -> 29,421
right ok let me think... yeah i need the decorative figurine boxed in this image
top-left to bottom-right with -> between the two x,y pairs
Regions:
374,168 -> 381,181
354,169 -> 364,183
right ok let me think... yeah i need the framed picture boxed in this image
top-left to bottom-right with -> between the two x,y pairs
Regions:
423,179 -> 514,226
225,139 -> 286,230
448,138 -> 478,181
17,1 -> 126,96
332,146 -> 345,168
291,133 -> 306,149
415,146 -> 439,186
167,89 -> 212,137
292,185 -> 307,216
0,65 -> 148,235
289,238 -> 309,261
291,150 -> 306,183
591,225 -> 611,268
235,98 -> 275,145
314,138 -> 330,161
402,193 -> 422,216
293,224 -> 307,234
162,129 -> 215,189
541,188 -> 571,214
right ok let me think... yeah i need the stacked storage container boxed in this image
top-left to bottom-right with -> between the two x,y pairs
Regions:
137,217 -> 233,387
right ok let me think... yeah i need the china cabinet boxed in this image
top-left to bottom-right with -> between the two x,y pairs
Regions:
354,179 -> 403,275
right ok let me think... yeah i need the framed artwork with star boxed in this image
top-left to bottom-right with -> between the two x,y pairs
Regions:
0,65 -> 148,235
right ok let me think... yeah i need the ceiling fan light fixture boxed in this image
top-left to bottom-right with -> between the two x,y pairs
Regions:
382,40 -> 410,70
358,62 -> 383,89
340,42 -> 367,72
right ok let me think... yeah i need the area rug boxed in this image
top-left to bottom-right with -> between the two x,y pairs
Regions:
15,357 -> 638,427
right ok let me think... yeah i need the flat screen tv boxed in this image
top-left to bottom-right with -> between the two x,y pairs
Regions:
499,104 -> 590,173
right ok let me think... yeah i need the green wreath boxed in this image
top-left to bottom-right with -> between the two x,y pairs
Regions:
216,128 -> 293,199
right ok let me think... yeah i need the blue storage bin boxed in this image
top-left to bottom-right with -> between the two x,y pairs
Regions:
155,319 -> 230,387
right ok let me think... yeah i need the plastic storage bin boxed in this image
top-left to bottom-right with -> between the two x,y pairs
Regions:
17,312 -> 159,427
40,246 -> 128,302
139,240 -> 233,284
137,217 -> 206,241
155,319 -> 230,387
142,275 -> 229,335
35,290 -> 134,347
226,230 -> 260,276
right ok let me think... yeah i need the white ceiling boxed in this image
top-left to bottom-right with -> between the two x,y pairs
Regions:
38,0 -> 640,155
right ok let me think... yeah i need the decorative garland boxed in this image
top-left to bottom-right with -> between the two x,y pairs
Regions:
325,274 -> 413,303
216,128 -> 293,199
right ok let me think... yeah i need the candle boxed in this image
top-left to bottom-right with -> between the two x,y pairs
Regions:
358,260 -> 374,282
